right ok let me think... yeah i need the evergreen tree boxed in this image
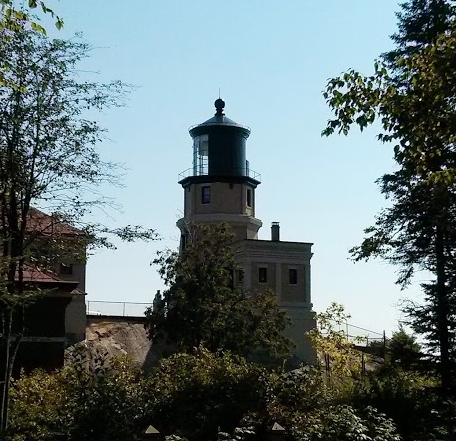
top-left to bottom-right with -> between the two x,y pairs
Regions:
381,0 -> 456,391
384,0 -> 455,63
322,1 -> 456,392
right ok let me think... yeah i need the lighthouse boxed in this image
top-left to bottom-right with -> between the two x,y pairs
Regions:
177,99 -> 316,364
177,98 -> 262,243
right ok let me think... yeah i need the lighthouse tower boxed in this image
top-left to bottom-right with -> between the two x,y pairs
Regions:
177,98 -> 262,242
177,99 -> 316,364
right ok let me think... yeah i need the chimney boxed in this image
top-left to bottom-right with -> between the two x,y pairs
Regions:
271,222 -> 280,241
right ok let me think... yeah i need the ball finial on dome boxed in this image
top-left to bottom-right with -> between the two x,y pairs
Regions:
214,98 -> 225,115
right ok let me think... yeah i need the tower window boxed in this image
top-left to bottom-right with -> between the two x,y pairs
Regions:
181,234 -> 187,251
259,267 -> 267,283
289,268 -> 298,285
246,188 -> 252,207
201,186 -> 210,204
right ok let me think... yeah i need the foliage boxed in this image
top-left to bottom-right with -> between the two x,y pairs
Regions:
0,1 -> 64,88
217,426 -> 256,441
322,0 -> 456,392
424,399 -> 456,440
265,365 -> 336,437
8,368 -> 74,441
356,364 -> 433,441
68,356 -> 149,441
307,303 -> 366,388
384,0 -> 455,64
4,337 -> 418,441
8,356 -> 149,441
265,365 -> 401,441
146,223 -> 293,361
386,326 -> 421,369
0,0 -> 63,33
300,405 -> 400,441
0,27 -> 156,438
147,348 -> 267,441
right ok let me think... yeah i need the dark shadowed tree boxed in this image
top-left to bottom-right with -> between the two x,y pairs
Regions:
385,326 -> 422,369
322,0 -> 456,392
147,348 -> 266,441
384,0 -> 455,64
146,223 -> 293,361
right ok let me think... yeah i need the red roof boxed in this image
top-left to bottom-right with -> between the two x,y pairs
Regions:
26,208 -> 84,237
17,265 -> 77,285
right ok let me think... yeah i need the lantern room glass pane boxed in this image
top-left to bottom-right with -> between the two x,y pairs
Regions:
193,135 -> 209,176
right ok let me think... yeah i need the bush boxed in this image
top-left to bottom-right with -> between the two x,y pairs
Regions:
9,356 -> 149,441
147,347 -> 266,441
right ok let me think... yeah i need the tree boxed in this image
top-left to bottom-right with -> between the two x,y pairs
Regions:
148,348 -> 266,441
322,1 -> 456,393
0,1 -> 64,87
0,27 -> 156,437
146,223 -> 293,361
8,356 -> 149,441
0,0 -> 63,33
307,303 -> 365,384
300,405 -> 400,441
384,0 -> 455,64
265,361 -> 400,441
386,326 -> 421,369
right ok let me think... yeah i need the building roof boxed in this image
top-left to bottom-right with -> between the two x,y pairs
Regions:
26,208 -> 84,238
189,99 -> 251,136
18,265 -> 78,285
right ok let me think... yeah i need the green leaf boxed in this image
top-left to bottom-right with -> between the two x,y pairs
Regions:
30,22 -> 46,35
55,17 -> 64,30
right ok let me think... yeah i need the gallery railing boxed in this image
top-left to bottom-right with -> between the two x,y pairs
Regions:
178,167 -> 261,181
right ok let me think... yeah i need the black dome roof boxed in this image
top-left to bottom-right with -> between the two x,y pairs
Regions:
189,99 -> 250,137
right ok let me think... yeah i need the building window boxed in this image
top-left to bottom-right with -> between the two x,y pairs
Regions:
181,234 -> 187,251
201,186 -> 210,204
60,263 -> 73,275
237,269 -> 244,284
246,188 -> 252,207
259,267 -> 267,283
289,268 -> 298,285
230,270 -> 235,289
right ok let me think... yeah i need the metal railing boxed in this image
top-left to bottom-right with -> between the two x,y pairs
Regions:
86,300 -> 152,317
326,320 -> 386,347
178,167 -> 261,182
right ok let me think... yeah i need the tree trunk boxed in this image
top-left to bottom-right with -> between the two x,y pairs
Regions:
435,224 -> 451,393
0,308 -> 12,441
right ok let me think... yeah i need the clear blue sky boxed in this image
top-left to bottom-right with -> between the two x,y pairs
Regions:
45,0 -> 423,336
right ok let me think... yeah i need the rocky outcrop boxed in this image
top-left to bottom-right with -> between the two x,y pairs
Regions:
65,318 -> 168,374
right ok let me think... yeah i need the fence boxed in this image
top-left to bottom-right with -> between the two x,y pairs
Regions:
86,300 -> 153,317
343,322 -> 386,347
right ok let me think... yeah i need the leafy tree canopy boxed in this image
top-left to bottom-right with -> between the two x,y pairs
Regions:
9,356 -> 149,441
146,223 -> 293,361
147,348 -> 266,441
0,1 -> 64,87
0,27 -> 156,437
